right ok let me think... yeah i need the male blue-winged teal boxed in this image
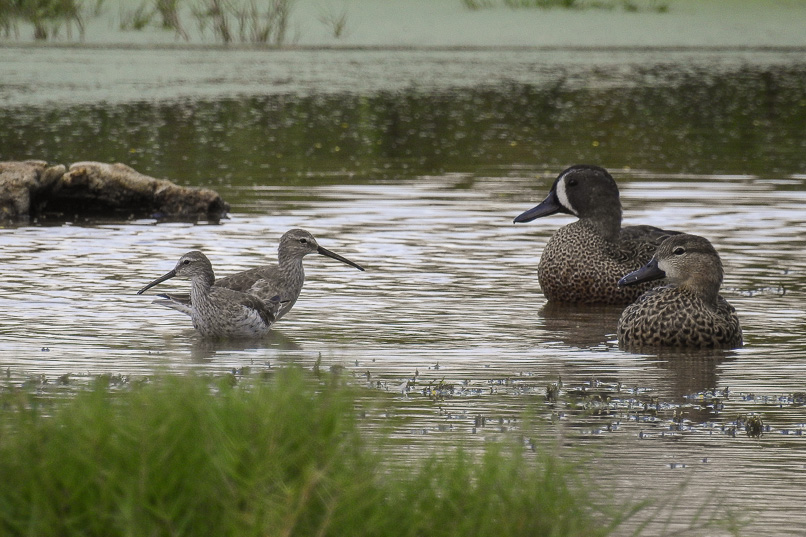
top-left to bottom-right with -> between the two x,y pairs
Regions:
513,165 -> 679,305
617,234 -> 742,349
138,251 -> 283,339
149,229 -> 365,322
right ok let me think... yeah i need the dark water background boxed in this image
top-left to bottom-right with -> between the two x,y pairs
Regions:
1,47 -> 805,535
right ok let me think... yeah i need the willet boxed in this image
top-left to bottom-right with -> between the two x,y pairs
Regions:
617,233 -> 742,349
513,165 -> 680,305
151,229 -> 365,321
138,251 -> 282,339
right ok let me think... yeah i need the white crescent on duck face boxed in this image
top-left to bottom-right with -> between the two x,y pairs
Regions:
554,171 -> 579,216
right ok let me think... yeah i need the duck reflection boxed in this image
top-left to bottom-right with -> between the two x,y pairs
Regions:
538,302 -> 624,348
644,347 -> 737,423
539,302 -> 737,422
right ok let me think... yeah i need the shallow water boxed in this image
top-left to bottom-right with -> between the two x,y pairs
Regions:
2,48 -> 806,535
2,173 -> 805,535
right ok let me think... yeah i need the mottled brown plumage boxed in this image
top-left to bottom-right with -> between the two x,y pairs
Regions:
138,251 -> 282,339
617,234 -> 742,350
514,165 -> 679,305
153,229 -> 364,321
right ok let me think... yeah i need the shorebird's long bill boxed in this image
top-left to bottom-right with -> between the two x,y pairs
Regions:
618,258 -> 665,287
137,269 -> 178,295
317,246 -> 365,271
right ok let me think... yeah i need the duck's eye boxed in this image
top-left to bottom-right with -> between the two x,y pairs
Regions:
183,259 -> 191,265
299,238 -> 308,244
673,247 -> 685,256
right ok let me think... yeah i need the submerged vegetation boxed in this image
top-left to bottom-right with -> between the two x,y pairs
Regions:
0,369 -> 642,537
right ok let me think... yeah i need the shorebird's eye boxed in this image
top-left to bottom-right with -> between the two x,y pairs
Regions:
183,259 -> 191,265
299,238 -> 308,244
673,247 -> 685,256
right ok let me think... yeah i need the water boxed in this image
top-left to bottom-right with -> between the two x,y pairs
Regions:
2,47 -> 806,536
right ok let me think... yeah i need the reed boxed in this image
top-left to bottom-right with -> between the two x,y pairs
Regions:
155,0 -> 188,38
318,0 -> 348,39
463,0 -> 668,11
192,0 -> 293,44
119,1 -> 154,30
460,0 -> 496,11
3,0 -> 90,39
503,0 -> 580,8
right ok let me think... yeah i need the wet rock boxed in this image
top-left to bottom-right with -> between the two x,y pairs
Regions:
0,160 -> 65,222
50,162 -> 230,221
0,160 -> 229,223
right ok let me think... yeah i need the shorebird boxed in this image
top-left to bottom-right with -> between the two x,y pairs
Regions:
138,251 -> 282,339
150,229 -> 364,321
617,234 -> 742,349
513,165 -> 680,305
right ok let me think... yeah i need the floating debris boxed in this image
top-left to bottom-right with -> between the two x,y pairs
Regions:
546,376 -> 563,403
740,414 -> 765,438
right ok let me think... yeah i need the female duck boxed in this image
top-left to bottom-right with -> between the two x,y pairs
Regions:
617,234 -> 742,349
513,165 -> 679,305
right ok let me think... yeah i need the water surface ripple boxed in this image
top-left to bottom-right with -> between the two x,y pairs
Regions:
1,173 -> 804,535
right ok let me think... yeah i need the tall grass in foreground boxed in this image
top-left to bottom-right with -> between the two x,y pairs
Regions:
0,370 -> 637,537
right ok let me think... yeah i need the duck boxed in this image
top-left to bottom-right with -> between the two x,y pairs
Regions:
513,165 -> 680,305
151,229 -> 364,322
138,251 -> 282,339
617,233 -> 742,349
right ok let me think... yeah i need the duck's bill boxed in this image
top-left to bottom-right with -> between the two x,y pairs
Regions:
513,190 -> 562,223
318,246 -> 365,271
618,259 -> 665,287
267,295 -> 293,306
137,269 -> 178,295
